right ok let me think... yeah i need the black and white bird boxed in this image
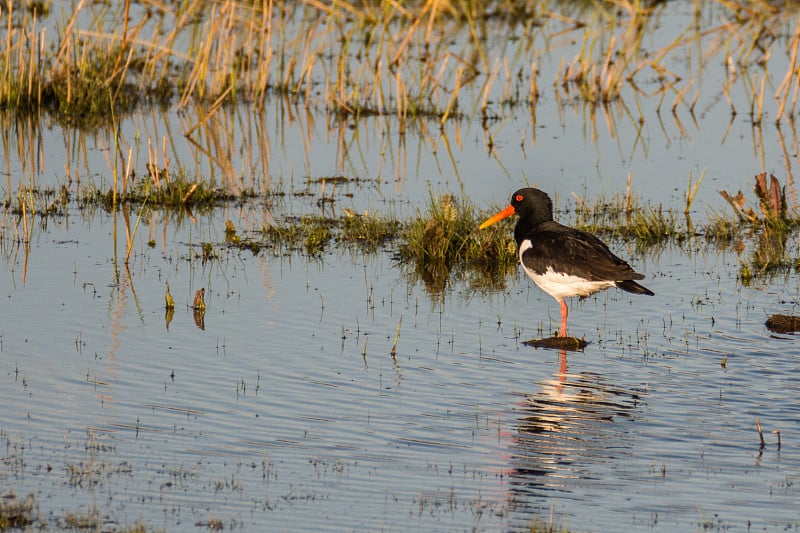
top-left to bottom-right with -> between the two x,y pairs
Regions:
480,187 -> 654,337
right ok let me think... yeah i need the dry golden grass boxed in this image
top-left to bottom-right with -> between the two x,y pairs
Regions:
0,0 -> 799,130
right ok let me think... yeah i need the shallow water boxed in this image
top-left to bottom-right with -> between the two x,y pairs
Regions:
3,1 -> 800,531
1,209 -> 799,531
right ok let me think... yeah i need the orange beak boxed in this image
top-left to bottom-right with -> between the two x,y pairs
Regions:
479,205 -> 516,229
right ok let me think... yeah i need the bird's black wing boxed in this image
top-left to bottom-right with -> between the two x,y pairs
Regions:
520,223 -> 645,282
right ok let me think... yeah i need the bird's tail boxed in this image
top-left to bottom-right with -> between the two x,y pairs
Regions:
616,279 -> 654,296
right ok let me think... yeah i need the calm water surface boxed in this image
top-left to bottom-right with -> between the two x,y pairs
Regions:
1,210 -> 799,531
3,1 -> 800,531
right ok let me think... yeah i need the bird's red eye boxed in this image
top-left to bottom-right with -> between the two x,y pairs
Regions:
515,194 -> 523,202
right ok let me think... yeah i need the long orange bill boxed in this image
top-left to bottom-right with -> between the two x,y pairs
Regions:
479,205 -> 516,229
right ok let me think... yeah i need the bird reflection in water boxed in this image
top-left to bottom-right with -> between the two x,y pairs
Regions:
502,349 -> 646,524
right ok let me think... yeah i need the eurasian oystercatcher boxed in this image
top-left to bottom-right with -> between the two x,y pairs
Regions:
480,187 -> 654,337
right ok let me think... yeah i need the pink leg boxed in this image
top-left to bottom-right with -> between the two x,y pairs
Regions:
558,298 -> 568,337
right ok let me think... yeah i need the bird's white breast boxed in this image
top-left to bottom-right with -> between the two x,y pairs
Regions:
518,239 -> 615,299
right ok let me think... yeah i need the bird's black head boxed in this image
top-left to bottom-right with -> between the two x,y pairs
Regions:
509,188 -> 554,225
480,187 -> 555,230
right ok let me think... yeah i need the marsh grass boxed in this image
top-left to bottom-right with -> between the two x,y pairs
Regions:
3,184 -> 69,216
2,0 -> 800,129
0,492 -> 37,529
704,211 -> 742,244
338,210 -> 402,251
1,1 -> 173,128
0,491 -> 159,532
529,515 -> 571,533
571,189 -> 680,245
63,508 -> 102,529
399,192 -> 517,292
4,168 -> 800,286
262,208 -> 400,256
77,166 -> 229,211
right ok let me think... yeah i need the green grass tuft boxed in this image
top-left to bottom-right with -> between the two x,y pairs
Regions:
399,191 -> 517,292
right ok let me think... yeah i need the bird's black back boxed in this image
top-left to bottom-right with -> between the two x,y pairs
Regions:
506,187 -> 653,294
